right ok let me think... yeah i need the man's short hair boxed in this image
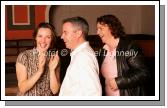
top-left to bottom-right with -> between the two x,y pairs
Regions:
63,16 -> 89,38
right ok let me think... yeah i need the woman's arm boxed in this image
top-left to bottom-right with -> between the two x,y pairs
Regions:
49,66 -> 60,95
16,52 -> 46,95
16,63 -> 44,95
49,51 -> 60,94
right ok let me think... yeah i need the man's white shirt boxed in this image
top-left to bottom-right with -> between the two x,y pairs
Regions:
59,42 -> 102,96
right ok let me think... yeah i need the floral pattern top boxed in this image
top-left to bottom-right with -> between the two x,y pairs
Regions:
16,48 -> 53,96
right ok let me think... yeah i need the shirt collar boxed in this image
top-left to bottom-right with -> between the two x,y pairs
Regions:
70,41 -> 89,57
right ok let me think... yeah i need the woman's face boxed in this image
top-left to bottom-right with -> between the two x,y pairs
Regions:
36,28 -> 52,52
97,22 -> 112,44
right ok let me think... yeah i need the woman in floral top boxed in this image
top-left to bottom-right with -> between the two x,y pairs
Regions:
16,22 -> 60,96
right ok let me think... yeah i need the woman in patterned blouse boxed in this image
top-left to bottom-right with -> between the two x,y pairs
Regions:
16,22 -> 60,96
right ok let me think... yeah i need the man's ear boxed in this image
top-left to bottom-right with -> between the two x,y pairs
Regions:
76,30 -> 83,38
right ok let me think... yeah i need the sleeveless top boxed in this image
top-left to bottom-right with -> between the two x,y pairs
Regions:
16,48 -> 53,96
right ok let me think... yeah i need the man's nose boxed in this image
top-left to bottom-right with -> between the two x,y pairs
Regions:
61,35 -> 63,39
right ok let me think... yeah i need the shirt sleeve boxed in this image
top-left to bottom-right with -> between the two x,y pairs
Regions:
16,51 -> 28,67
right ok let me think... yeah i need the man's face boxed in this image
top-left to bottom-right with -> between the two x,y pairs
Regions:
97,22 -> 112,43
61,22 -> 77,50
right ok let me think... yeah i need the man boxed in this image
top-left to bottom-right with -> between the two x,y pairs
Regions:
96,14 -> 150,96
59,16 -> 102,96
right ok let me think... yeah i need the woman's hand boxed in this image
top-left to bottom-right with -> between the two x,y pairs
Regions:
49,51 -> 59,71
108,78 -> 118,90
49,51 -> 60,94
38,51 -> 47,71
